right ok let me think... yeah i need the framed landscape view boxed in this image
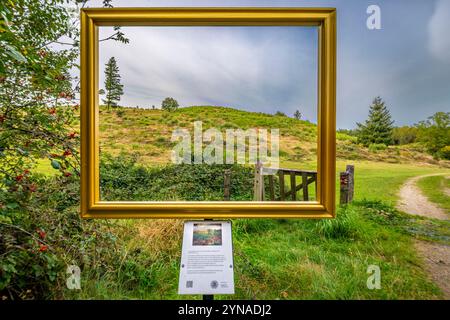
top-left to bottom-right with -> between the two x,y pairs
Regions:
80,7 -> 336,218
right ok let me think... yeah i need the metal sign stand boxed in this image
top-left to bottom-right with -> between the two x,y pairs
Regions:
178,218 -> 234,299
203,218 -> 214,301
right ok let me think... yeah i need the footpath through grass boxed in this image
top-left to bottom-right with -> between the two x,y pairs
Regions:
65,201 -> 445,300
417,175 -> 450,213
61,159 -> 450,300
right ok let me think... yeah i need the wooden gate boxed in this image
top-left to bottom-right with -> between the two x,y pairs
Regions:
253,162 -> 317,201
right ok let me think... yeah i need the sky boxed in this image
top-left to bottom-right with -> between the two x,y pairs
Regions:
99,26 -> 319,122
88,0 -> 450,129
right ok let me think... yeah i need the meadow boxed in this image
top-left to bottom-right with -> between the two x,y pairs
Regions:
55,106 -> 449,299
6,105 -> 448,300
417,175 -> 450,212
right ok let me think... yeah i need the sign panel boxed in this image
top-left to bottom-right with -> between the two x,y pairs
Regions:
178,221 -> 234,295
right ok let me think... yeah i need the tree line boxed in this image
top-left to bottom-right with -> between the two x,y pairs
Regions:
342,96 -> 449,160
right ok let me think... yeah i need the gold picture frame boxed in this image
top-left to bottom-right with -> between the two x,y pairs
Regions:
80,7 -> 336,219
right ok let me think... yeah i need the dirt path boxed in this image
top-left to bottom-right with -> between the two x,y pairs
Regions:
397,173 -> 450,299
397,173 -> 449,220
415,241 -> 450,299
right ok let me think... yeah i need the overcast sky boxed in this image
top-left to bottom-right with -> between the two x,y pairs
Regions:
89,0 -> 450,128
99,26 -> 319,121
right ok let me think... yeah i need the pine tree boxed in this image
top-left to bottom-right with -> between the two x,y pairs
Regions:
294,110 -> 302,120
356,96 -> 394,146
102,57 -> 124,109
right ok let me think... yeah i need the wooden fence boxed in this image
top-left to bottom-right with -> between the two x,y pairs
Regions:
223,163 -> 354,203
253,162 -> 317,201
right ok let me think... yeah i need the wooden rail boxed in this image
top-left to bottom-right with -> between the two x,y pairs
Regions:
223,163 -> 354,204
253,162 -> 317,201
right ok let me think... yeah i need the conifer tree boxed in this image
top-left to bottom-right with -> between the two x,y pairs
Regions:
356,96 -> 394,146
102,57 -> 124,109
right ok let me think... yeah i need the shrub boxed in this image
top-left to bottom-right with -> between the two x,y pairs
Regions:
274,111 -> 287,117
0,174 -> 123,299
392,126 -> 417,145
99,153 -> 254,201
116,109 -> 125,118
368,143 -> 387,152
416,112 -> 450,159
438,146 -> 450,160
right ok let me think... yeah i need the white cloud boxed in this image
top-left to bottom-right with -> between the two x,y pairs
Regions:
428,0 -> 450,64
99,26 -> 318,120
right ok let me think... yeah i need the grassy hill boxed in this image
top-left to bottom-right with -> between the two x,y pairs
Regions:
98,105 -> 446,168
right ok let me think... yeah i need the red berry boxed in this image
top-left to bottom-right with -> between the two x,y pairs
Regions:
39,244 -> 48,252
37,229 -> 46,239
64,172 -> 72,177
38,49 -> 47,58
63,150 -> 72,157
15,175 -> 23,182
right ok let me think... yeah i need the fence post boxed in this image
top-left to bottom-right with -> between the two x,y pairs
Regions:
224,169 -> 231,201
290,172 -> 296,201
278,171 -> 285,201
340,171 -> 350,205
346,165 -> 354,202
253,161 -> 264,201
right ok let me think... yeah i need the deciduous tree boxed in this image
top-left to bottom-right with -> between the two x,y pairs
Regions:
161,97 -> 179,112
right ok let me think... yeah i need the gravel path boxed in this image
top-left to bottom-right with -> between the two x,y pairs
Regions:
397,174 -> 449,220
396,173 -> 449,299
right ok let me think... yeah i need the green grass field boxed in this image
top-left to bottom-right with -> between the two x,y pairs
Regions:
62,159 -> 450,299
35,106 -> 450,299
417,175 -> 450,213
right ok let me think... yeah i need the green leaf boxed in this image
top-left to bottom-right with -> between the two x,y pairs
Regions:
4,44 -> 27,63
51,160 -> 61,170
6,202 -> 19,209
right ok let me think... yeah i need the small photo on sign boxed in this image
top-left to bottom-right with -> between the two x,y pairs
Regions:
193,223 -> 222,246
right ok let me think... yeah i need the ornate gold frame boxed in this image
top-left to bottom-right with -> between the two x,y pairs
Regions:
80,7 -> 336,219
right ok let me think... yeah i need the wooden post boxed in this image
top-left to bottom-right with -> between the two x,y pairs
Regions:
302,172 -> 309,201
340,171 -> 349,205
253,161 -> 264,201
279,171 -> 285,201
290,171 -> 296,201
346,165 -> 354,202
268,175 -> 275,201
224,169 -> 231,201
313,172 -> 318,201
